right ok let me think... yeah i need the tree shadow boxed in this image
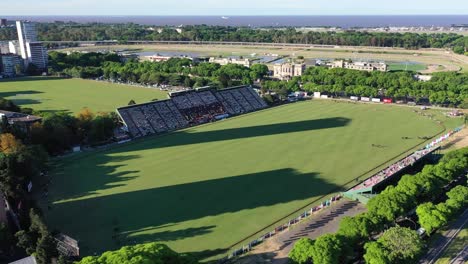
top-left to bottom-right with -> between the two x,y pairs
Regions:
121,117 -> 351,151
6,98 -> 43,106
0,76 -> 69,83
234,251 -> 289,264
50,154 -> 141,202
49,168 -> 342,257
119,225 -> 216,244
0,90 -> 44,98
35,109 -> 73,115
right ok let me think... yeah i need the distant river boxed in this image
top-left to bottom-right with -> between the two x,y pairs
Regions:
3,15 -> 468,27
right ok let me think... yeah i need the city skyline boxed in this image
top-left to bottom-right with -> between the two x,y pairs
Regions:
1,0 -> 467,16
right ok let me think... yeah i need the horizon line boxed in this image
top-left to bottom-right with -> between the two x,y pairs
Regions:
2,14 -> 468,17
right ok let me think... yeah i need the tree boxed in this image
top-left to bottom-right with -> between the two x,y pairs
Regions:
35,234 -> 58,264
89,114 -> 117,144
0,133 -> 24,154
445,185 -> 468,213
0,222 -> 13,253
78,242 -> 197,264
250,64 -> 269,81
0,98 -> 21,112
367,186 -> 415,223
76,108 -> 95,140
289,238 -> 314,264
416,202 -> 449,234
363,241 -> 390,264
364,227 -> 424,264
310,234 -> 346,264
15,230 -> 35,255
15,64 -> 22,75
338,214 -> 374,242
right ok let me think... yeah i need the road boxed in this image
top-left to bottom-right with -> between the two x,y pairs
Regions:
236,200 -> 366,264
419,208 -> 468,264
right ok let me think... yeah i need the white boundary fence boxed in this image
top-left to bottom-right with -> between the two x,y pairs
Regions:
221,194 -> 342,262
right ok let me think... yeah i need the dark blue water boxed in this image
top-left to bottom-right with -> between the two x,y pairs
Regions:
2,15 -> 468,28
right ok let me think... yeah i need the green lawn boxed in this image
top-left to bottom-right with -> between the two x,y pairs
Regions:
0,77 -> 167,113
435,227 -> 467,264
43,101 -> 445,259
388,63 -> 427,72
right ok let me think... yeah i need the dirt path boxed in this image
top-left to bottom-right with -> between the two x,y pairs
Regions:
441,126 -> 468,151
235,199 -> 366,264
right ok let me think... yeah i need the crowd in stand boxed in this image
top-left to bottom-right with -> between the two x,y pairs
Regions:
117,86 -> 267,137
352,147 -> 435,191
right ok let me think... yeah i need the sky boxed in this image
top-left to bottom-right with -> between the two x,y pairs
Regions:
1,0 -> 468,16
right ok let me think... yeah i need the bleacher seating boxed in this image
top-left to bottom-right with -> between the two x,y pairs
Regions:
230,89 -> 254,112
219,90 -> 244,114
153,101 -> 179,130
117,86 -> 267,138
165,100 -> 189,126
141,104 -> 168,133
117,109 -> 141,137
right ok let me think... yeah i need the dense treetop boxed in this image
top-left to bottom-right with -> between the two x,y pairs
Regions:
0,23 -> 467,54
78,243 -> 197,264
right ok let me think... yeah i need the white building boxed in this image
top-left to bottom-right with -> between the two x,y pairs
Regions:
413,75 -> 432,82
26,42 -> 48,70
0,54 -> 23,77
209,57 -> 251,68
330,60 -> 387,72
8,41 -> 20,55
16,21 -> 47,70
16,21 -> 37,60
273,63 -> 306,80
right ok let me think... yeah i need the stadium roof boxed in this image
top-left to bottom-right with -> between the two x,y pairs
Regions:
0,110 -> 42,123
9,256 -> 37,264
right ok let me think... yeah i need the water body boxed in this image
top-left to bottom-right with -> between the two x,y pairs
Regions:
3,15 -> 468,28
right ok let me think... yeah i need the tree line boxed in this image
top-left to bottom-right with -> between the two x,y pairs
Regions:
1,23 -> 466,54
289,147 -> 468,264
49,51 -> 468,108
49,51 -> 269,88
266,67 -> 468,107
0,99 -> 120,263
77,243 -> 197,264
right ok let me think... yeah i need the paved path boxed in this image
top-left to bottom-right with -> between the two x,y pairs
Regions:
420,208 -> 468,264
236,199 -> 366,264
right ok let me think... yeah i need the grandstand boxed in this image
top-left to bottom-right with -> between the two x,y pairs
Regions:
343,146 -> 440,203
116,85 -> 267,137
55,234 -> 79,257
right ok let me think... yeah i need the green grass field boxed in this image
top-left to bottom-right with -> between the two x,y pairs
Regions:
0,77 -> 167,113
42,100 -> 448,259
388,62 -> 427,72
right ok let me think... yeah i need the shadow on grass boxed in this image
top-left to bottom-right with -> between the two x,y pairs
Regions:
35,109 -> 72,115
52,117 -> 350,201
50,168 -> 342,257
0,76 -> 69,83
0,90 -> 44,98
119,225 -> 216,244
122,117 -> 351,151
51,154 -> 141,201
6,98 -> 43,106
231,251 -> 289,264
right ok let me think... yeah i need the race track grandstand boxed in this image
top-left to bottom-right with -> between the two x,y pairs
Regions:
344,146 -> 440,203
116,85 -> 268,137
